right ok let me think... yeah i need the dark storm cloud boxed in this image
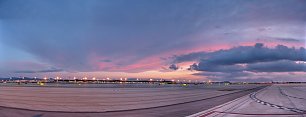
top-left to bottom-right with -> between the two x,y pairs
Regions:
197,43 -> 306,72
196,64 -> 245,73
187,63 -> 199,71
174,43 -> 306,80
247,60 -> 306,72
175,43 -> 306,66
169,64 -> 179,70
172,52 -> 207,63
199,44 -> 306,66
182,43 -> 306,82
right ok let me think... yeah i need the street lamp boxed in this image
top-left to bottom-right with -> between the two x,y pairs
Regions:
73,77 -> 76,83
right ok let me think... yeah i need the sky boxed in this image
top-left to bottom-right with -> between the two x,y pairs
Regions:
0,0 -> 305,82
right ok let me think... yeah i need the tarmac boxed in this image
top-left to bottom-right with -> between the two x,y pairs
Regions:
189,84 -> 306,117
0,84 -> 263,117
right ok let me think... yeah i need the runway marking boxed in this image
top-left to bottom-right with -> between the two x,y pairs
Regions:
201,111 -> 306,116
279,87 -> 306,100
197,85 -> 306,117
32,114 -> 44,117
188,86 -> 268,117
249,86 -> 306,114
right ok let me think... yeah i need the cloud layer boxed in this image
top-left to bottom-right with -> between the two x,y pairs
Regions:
0,0 -> 305,81
172,43 -> 306,80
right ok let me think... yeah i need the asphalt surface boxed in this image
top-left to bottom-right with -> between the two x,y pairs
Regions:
0,86 -> 264,117
191,84 -> 306,117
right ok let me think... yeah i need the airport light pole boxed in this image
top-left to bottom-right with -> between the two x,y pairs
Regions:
74,77 -> 76,83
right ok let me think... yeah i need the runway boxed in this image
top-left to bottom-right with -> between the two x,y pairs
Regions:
190,84 -> 306,117
0,84 -> 263,117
